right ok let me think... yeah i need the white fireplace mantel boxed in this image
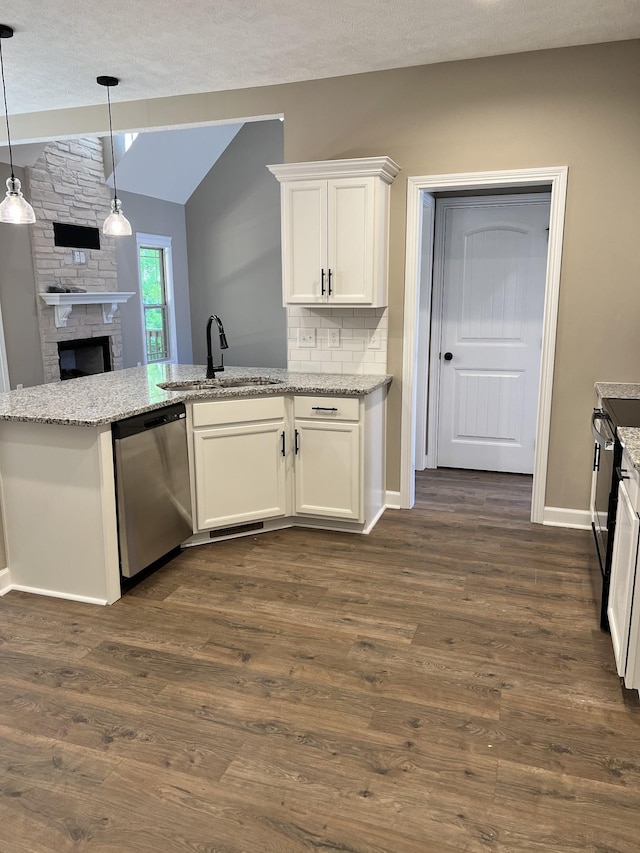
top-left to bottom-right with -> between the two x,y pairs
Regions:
40,292 -> 136,328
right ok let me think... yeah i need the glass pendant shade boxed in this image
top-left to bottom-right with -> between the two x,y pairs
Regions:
0,175 -> 36,224
0,24 -> 35,225
103,197 -> 132,236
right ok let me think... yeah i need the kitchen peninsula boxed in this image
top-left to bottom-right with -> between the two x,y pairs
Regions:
0,364 -> 391,605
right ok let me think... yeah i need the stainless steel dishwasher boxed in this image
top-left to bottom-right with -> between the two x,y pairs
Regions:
112,403 -> 192,579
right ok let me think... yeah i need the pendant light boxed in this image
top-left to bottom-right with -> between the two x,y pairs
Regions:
97,75 -> 132,237
0,25 -> 35,225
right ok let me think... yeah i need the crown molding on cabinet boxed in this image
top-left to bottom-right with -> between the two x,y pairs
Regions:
268,156 -> 401,185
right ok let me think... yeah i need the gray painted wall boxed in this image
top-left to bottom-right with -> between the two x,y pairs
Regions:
186,120 -> 285,368
116,190 -> 193,367
0,164 -> 44,388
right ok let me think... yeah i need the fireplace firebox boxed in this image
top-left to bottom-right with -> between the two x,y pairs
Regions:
57,336 -> 112,380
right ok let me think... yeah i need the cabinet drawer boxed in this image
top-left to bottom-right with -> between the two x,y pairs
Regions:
294,395 -> 360,421
192,396 -> 285,428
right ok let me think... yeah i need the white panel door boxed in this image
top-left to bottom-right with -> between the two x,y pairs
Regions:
282,180 -> 327,304
437,199 -> 550,473
327,178 -> 374,304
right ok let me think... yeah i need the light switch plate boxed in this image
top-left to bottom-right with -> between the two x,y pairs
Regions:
297,328 -> 316,348
368,330 -> 381,350
327,328 -> 340,348
73,250 -> 86,264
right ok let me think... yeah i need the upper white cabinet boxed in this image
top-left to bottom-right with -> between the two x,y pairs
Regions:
268,157 -> 400,307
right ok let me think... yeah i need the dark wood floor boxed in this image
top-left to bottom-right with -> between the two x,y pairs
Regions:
1,468 -> 639,852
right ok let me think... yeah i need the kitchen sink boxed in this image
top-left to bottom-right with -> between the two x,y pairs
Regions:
158,377 -> 283,392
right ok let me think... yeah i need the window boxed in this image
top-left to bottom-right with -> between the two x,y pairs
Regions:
137,234 -> 176,364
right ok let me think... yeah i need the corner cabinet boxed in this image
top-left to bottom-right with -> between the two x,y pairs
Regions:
267,157 -> 400,307
187,387 -> 387,537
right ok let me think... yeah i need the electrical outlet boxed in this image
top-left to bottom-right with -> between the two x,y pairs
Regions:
297,328 -> 316,348
368,330 -> 381,350
327,328 -> 340,348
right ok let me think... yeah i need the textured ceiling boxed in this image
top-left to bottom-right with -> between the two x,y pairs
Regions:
0,0 -> 638,115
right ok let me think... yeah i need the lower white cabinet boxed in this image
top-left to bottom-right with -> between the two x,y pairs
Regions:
189,387 -> 386,534
294,419 -> 361,520
608,448 -> 640,691
192,397 -> 287,530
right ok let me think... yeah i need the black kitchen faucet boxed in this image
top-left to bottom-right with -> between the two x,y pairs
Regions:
205,314 -> 229,378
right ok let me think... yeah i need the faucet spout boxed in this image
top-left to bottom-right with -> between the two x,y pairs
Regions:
206,314 -> 229,379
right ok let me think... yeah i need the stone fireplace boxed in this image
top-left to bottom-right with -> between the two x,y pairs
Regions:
25,138 -> 126,383
57,336 -> 112,380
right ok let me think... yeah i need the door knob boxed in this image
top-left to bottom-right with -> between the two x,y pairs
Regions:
443,352 -> 453,361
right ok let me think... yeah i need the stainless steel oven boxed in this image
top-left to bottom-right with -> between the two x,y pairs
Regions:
591,397 -> 640,630
591,407 -> 620,630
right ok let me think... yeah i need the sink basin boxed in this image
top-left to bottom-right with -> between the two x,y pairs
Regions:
158,377 -> 283,392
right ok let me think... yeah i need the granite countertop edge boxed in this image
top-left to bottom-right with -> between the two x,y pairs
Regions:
0,365 -> 393,427
594,381 -> 640,469
594,381 -> 640,400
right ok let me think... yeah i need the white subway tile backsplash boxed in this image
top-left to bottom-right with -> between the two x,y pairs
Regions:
287,306 -> 387,377
289,349 -> 312,361
343,339 -> 365,351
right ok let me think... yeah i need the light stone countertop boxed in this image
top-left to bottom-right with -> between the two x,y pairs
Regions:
594,382 -> 640,400
0,364 -> 392,427
595,382 -> 640,469
617,428 -> 640,470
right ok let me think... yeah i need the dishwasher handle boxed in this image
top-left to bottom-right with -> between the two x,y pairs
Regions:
112,403 -> 186,440
592,408 -> 615,451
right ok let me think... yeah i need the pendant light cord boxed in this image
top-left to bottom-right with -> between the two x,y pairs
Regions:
0,36 -> 15,182
105,84 -> 118,203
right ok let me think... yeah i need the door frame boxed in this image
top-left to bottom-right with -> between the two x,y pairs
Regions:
425,192 -> 552,472
400,166 -> 568,523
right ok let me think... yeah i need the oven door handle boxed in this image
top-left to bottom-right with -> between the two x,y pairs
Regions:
592,409 -> 615,450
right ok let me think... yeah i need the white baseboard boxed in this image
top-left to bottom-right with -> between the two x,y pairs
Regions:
8,584 -> 108,605
0,567 -> 11,596
542,506 -> 591,530
385,490 -> 402,510
363,504 -> 386,534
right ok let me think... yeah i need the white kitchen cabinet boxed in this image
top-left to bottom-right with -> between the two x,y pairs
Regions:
191,397 -> 287,531
294,418 -> 361,520
189,387 -> 387,535
268,157 -> 400,307
608,448 -> 640,690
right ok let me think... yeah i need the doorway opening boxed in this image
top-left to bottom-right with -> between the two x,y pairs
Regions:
400,167 -> 568,524
421,192 -> 551,486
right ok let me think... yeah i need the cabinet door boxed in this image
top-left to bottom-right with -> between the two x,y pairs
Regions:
608,479 -> 640,681
193,421 -> 286,530
294,420 -> 361,520
282,180 -> 327,304
327,177 -> 375,305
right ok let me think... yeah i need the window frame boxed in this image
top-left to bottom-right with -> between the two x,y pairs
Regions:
136,233 -> 177,365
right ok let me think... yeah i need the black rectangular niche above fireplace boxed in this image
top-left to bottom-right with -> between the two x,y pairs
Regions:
58,337 -> 112,381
